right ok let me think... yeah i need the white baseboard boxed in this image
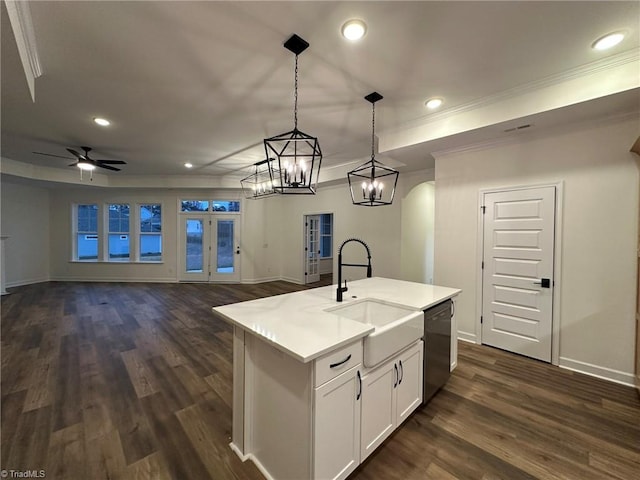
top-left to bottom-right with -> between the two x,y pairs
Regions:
559,356 -> 635,387
229,442 -> 248,461
457,331 -> 478,344
280,276 -> 304,285
49,276 -> 176,283
240,276 -> 280,284
6,275 -> 49,288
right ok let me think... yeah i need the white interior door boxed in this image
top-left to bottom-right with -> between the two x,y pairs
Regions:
481,186 -> 555,362
304,215 -> 321,284
179,215 -> 240,282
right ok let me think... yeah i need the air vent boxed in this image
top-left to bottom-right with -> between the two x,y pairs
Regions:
504,123 -> 532,133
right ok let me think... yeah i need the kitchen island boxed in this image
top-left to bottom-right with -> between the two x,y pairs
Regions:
212,277 -> 460,480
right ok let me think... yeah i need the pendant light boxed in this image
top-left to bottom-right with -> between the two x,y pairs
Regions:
264,34 -> 322,195
240,158 -> 279,199
347,92 -> 399,206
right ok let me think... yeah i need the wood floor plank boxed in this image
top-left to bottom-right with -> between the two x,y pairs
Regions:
124,452 -> 172,480
46,423 -> 85,480
52,334 -> 81,431
22,357 -> 54,412
140,391 -> 212,480
121,349 -> 159,399
85,428 -> 128,480
2,275 -> 638,480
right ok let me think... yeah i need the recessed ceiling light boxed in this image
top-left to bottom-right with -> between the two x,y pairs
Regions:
341,19 -> 367,41
425,97 -> 443,110
592,32 -> 625,51
93,117 -> 111,127
184,162 -> 193,169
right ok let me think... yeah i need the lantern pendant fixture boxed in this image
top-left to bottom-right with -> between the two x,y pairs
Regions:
240,158 -> 279,199
347,92 -> 399,206
264,34 -> 322,195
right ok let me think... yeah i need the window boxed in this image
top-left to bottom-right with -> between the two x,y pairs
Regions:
181,199 -> 241,213
76,204 -> 98,260
181,200 -> 209,212
108,204 -> 130,261
320,214 -> 333,258
212,200 -> 240,212
140,204 -> 162,261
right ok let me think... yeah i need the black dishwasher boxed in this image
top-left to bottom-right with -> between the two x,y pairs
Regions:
423,299 -> 452,403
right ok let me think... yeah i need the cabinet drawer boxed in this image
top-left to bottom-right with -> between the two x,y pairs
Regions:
315,340 -> 363,387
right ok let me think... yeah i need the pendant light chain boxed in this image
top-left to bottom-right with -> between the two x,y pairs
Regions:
371,102 -> 376,159
293,54 -> 299,130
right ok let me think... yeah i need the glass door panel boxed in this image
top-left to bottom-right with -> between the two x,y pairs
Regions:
186,219 -> 205,272
179,215 -> 209,281
211,217 -> 240,282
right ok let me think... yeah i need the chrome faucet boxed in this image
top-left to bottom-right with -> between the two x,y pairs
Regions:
337,238 -> 372,302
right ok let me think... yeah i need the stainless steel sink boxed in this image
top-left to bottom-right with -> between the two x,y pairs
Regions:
326,298 -> 423,367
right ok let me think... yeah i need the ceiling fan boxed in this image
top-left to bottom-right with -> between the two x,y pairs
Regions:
33,146 -> 126,171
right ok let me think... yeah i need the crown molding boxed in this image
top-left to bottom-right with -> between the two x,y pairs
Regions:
384,48 -> 640,136
4,0 -> 42,101
431,110 -> 640,159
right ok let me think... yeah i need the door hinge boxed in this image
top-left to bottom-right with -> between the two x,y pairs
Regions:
209,220 -> 212,225
481,205 -> 486,214
480,316 -> 483,324
481,261 -> 484,269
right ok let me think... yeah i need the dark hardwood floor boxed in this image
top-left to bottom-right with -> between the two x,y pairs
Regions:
1,278 -> 639,480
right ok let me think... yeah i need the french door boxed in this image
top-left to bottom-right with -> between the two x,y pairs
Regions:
304,215 -> 321,284
179,214 -> 240,282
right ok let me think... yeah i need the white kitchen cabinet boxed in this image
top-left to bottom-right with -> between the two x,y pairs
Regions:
360,340 -> 423,461
313,365 -> 361,480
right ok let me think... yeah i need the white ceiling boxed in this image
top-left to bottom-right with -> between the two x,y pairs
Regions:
1,1 -> 639,186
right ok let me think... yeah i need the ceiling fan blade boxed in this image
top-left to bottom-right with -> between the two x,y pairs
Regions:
33,152 -> 74,160
68,162 -> 79,167
67,148 -> 81,158
97,163 -> 120,171
97,160 -> 126,164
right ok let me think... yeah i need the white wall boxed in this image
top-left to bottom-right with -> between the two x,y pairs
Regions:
3,176 -> 431,287
0,180 -> 51,287
401,181 -> 435,284
46,187 -> 276,283
270,181 -> 405,285
434,115 -> 639,384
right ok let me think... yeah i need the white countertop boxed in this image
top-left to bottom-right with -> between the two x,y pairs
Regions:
212,277 -> 461,363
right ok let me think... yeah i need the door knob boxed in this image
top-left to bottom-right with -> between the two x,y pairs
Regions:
533,278 -> 550,288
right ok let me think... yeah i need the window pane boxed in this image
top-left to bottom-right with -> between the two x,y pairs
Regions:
216,220 -> 234,272
212,200 -> 240,212
108,204 -> 130,261
109,234 -> 130,261
181,200 -> 209,212
186,219 -> 204,272
140,204 -> 161,232
320,213 -> 333,258
77,234 -> 98,260
76,204 -> 98,261
109,204 -> 130,232
77,204 -> 98,232
321,236 -> 332,258
140,234 -> 162,261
